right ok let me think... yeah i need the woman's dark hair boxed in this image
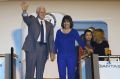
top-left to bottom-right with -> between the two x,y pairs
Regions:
84,29 -> 93,37
61,15 -> 73,28
84,29 -> 94,44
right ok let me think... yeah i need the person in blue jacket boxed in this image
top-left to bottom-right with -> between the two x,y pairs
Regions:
55,15 -> 85,79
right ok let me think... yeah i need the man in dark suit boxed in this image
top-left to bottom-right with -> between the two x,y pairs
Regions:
21,2 -> 55,79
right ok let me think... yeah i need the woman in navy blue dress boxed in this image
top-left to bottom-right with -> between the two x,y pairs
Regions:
55,15 -> 85,79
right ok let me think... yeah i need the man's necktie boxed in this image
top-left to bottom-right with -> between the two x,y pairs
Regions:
40,21 -> 44,43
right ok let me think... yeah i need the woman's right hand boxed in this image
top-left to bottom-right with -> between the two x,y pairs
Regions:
88,49 -> 93,54
85,46 -> 93,54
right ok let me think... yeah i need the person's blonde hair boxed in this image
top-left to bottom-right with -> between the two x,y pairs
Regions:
94,29 -> 105,43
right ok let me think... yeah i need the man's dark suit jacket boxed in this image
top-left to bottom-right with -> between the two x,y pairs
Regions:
22,13 -> 54,59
